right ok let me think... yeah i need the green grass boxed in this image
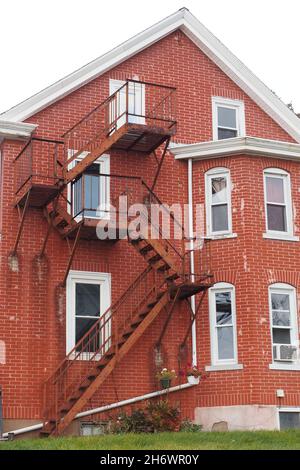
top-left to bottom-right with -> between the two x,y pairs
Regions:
1,431 -> 300,450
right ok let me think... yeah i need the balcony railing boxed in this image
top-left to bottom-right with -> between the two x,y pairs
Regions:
14,137 -> 64,204
63,79 -> 177,168
65,172 -> 212,281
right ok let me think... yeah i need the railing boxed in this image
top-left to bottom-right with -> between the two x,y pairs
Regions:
14,137 -> 64,196
63,79 -> 176,168
66,172 -> 211,281
43,266 -> 166,429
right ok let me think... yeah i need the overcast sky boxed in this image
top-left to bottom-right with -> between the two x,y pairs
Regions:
1,0 -> 299,117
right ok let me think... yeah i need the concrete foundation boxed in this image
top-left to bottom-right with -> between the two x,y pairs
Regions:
195,405 -> 279,431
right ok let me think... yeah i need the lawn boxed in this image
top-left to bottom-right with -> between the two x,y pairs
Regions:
1,431 -> 300,450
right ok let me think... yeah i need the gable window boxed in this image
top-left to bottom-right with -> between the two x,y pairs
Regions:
209,283 -> 238,365
66,271 -> 111,356
205,168 -> 232,236
269,284 -> 299,363
212,97 -> 245,140
263,168 -> 293,237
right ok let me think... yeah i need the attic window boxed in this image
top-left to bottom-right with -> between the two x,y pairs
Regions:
212,97 -> 245,140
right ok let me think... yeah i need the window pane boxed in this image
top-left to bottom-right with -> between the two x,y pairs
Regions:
218,107 -> 236,128
76,317 -> 100,351
272,310 -> 290,326
272,328 -> 291,344
279,412 -> 300,429
266,176 -> 284,203
267,204 -> 286,231
271,293 -> 290,311
217,326 -> 234,360
218,128 -> 237,140
76,283 -> 100,317
215,292 -> 232,325
212,204 -> 228,232
211,177 -> 227,204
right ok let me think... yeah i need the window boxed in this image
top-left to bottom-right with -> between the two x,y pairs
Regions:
109,79 -> 145,128
212,97 -> 245,140
209,283 -> 238,365
279,411 -> 300,429
205,168 -> 232,236
66,271 -> 111,355
264,168 -> 293,236
68,153 -> 110,220
269,284 -> 298,363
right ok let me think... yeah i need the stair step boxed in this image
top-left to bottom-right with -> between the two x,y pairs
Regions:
144,252 -> 161,262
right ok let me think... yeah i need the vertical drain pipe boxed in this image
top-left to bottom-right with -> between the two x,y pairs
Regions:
0,387 -> 3,438
188,158 -> 197,366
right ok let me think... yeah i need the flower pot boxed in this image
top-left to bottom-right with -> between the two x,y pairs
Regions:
187,375 -> 200,385
160,378 -> 171,389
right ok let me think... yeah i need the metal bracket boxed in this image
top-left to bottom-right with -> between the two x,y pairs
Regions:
61,223 -> 82,287
180,290 -> 208,348
151,137 -> 170,192
12,190 -> 31,256
156,287 -> 181,347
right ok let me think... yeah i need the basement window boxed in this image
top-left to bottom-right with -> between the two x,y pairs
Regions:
80,422 -> 108,436
212,97 -> 245,140
279,411 -> 300,429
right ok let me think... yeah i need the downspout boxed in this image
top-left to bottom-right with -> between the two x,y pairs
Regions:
188,158 -> 197,366
2,382 -> 195,438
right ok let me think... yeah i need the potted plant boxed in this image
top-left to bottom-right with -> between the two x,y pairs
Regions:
156,368 -> 177,389
186,365 -> 201,385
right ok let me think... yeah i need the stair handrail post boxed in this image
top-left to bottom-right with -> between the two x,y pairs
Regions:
125,82 -> 129,125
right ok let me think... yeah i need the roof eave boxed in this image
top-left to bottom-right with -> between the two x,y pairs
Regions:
171,136 -> 300,162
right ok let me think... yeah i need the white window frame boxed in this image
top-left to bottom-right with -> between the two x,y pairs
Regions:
212,97 -> 245,141
268,283 -> 299,364
66,270 -> 111,358
263,168 -> 294,239
67,152 -> 110,221
205,167 -> 232,236
209,282 -> 238,366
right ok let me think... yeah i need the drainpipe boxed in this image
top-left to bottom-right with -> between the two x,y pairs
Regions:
188,158 -> 197,366
0,387 -> 3,438
2,382 -> 195,438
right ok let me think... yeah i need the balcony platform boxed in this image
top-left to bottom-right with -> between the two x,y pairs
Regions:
110,123 -> 175,154
170,280 -> 213,300
15,181 -> 61,208
64,218 -> 125,242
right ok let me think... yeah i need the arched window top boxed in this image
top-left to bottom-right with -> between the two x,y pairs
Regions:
211,282 -> 234,290
206,167 -> 230,176
264,167 -> 290,177
269,282 -> 295,291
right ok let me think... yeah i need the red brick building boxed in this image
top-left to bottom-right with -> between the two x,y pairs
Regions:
1,8 -> 300,436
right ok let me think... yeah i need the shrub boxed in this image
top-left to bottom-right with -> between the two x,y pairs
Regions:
109,400 -> 181,433
180,418 -> 202,432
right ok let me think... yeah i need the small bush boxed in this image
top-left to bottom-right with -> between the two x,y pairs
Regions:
180,418 -> 202,432
109,400 -> 180,433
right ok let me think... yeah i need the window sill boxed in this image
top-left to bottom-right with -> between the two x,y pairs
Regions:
205,233 -> 237,241
269,363 -> 300,371
205,364 -> 243,372
263,233 -> 299,242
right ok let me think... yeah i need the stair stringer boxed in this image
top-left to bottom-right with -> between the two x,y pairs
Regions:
51,290 -> 170,436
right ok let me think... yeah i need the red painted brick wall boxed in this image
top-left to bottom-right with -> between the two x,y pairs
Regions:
0,30 -> 298,424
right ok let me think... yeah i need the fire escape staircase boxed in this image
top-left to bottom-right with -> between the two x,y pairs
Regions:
12,80 -> 213,436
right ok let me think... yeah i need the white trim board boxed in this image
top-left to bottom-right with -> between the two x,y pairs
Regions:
0,119 -> 37,140
1,8 -> 300,142
171,136 -> 300,161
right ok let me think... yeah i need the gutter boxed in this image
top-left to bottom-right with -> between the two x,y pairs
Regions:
2,382 -> 195,438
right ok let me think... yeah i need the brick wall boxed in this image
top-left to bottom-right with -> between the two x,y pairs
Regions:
0,30 -> 298,423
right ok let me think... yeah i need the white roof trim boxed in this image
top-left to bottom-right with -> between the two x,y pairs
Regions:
0,120 -> 37,141
171,136 -> 300,161
1,8 -> 300,142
